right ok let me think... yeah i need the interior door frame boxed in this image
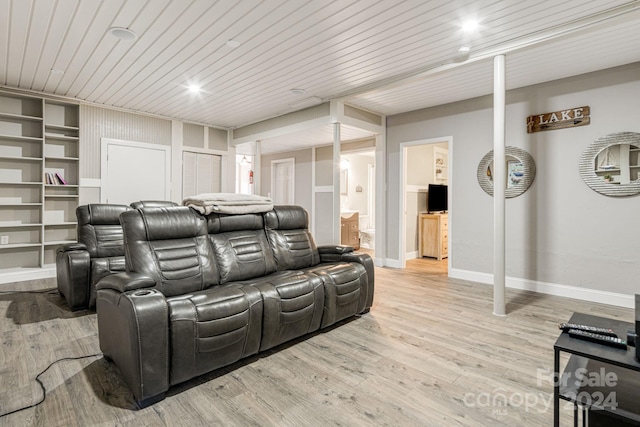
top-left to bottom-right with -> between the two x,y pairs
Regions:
399,136 -> 452,269
100,137 -> 171,203
270,158 -> 295,204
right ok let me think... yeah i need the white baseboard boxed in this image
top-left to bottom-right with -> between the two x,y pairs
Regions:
449,268 -> 634,308
383,254 -> 417,268
3,262 -> 630,309
384,258 -> 403,268
374,257 -> 386,267
405,251 -> 418,260
0,266 -> 56,285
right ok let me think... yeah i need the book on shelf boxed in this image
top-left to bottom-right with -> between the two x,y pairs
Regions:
45,172 -> 68,185
55,172 -> 68,185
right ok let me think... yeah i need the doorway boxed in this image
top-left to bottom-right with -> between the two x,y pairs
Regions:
339,149 -> 376,255
399,137 -> 451,270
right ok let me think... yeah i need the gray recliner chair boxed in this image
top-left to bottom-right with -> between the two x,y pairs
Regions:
56,201 -> 180,311
56,204 -> 131,311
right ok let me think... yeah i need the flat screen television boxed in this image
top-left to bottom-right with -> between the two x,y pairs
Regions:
427,184 -> 448,213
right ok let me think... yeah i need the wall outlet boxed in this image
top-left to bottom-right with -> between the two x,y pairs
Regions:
0,235 -> 8,245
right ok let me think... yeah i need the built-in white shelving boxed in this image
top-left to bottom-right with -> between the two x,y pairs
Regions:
0,91 -> 80,272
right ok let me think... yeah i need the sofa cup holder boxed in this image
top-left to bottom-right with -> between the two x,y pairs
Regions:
133,289 -> 155,297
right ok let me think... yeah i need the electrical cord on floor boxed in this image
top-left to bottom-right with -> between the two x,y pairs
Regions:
0,352 -> 103,418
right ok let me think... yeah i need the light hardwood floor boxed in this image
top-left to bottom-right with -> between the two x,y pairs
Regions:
0,259 -> 633,426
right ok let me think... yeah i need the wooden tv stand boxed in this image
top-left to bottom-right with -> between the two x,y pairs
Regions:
418,212 -> 448,260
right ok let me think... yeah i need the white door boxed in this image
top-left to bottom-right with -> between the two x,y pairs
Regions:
271,158 -> 295,204
182,151 -> 221,198
101,138 -> 170,205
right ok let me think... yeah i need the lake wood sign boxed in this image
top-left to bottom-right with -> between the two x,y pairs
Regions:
526,106 -> 590,133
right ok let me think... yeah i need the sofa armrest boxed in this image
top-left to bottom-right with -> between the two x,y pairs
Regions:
317,245 -> 354,255
59,242 -> 88,252
318,249 -> 375,313
96,272 -> 156,293
96,281 -> 169,406
56,245 -> 90,311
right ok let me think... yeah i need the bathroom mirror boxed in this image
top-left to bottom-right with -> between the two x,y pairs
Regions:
340,170 -> 348,195
579,131 -> 640,197
477,146 -> 536,198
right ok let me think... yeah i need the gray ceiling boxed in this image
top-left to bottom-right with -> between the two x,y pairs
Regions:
3,0 -> 640,153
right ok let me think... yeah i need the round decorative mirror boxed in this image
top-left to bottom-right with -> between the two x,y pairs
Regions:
579,132 -> 640,197
477,146 -> 536,198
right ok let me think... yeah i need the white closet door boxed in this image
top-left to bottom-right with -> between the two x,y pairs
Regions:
102,139 -> 170,205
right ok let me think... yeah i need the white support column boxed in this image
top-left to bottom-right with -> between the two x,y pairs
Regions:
493,54 -> 506,317
254,140 -> 262,196
220,129 -> 234,193
374,132 -> 386,267
171,120 -> 183,202
333,123 -> 341,244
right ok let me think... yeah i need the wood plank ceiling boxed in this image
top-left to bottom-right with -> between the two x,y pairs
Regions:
2,0 -> 640,152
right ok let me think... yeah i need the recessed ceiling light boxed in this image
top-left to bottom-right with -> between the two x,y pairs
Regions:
226,39 -> 241,48
188,84 -> 201,94
289,88 -> 306,95
462,19 -> 479,33
108,27 -> 138,41
458,46 -> 471,53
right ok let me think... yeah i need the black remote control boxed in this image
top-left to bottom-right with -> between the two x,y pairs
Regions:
559,323 -> 617,337
568,328 -> 628,349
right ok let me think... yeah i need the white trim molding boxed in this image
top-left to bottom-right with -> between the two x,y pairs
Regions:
449,268 -> 635,308
314,186 -> 333,192
0,266 -> 55,284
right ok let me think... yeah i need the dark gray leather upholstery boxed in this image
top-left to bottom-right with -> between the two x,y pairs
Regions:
263,207 -> 320,270
56,204 -> 130,310
207,213 -> 276,283
129,200 -> 179,209
244,271 -> 324,351
166,283 -> 262,385
96,204 -> 374,406
208,212 -> 324,352
77,204 -> 130,258
264,206 -> 372,328
121,206 -> 219,297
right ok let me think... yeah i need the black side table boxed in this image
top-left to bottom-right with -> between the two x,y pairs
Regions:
554,312 -> 640,426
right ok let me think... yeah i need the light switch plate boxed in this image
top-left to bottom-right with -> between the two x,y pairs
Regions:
0,235 -> 9,245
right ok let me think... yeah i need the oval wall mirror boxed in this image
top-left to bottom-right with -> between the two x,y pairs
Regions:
477,146 -> 536,198
579,131 -> 640,197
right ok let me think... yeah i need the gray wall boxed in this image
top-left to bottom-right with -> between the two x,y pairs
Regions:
386,62 -> 640,295
314,145 -> 334,245
406,144 -> 434,185
315,145 -> 333,186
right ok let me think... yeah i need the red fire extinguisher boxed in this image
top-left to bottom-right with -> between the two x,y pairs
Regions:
249,170 -> 254,184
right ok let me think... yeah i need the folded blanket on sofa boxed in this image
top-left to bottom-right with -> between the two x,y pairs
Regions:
183,193 -> 274,215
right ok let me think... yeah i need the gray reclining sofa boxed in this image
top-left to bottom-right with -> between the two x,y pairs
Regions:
96,205 -> 374,406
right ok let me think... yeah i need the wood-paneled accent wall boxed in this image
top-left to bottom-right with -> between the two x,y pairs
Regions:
80,105 -> 172,179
